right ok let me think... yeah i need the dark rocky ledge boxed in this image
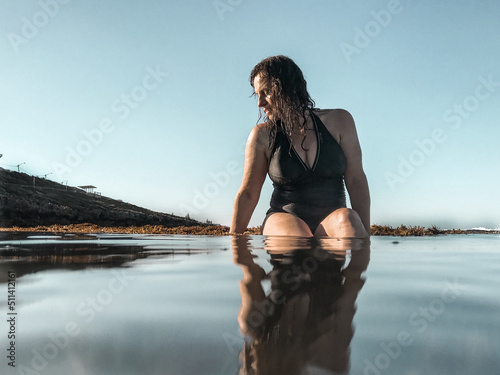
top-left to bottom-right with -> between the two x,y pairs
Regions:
0,167 -> 204,228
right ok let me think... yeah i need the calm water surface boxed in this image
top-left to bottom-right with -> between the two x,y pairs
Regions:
0,232 -> 499,375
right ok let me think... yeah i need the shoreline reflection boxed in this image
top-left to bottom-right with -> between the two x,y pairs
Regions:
233,236 -> 370,375
0,235 -> 216,282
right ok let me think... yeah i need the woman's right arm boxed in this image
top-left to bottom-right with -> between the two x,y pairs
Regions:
230,124 -> 269,234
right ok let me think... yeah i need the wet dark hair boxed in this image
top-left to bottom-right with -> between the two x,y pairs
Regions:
250,55 -> 316,149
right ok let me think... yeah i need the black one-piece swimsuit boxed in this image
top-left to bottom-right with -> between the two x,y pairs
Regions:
265,110 -> 347,233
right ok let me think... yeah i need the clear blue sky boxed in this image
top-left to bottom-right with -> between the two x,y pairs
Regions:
1,0 -> 499,229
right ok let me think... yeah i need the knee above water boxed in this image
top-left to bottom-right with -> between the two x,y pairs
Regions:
332,208 -> 359,223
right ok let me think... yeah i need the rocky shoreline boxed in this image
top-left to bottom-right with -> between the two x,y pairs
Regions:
368,224 -> 499,236
0,223 -> 258,235
0,223 -> 496,236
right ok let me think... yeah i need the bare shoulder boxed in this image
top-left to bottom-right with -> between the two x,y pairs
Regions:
248,122 -> 272,146
315,108 -> 354,127
313,108 -> 356,143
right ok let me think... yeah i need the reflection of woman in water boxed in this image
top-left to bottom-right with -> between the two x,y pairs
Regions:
232,236 -> 370,374
230,55 -> 370,237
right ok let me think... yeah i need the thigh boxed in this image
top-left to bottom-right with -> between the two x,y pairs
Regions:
314,208 -> 368,238
262,212 -> 314,237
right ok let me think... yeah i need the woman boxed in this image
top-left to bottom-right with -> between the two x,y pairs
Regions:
230,55 -> 370,237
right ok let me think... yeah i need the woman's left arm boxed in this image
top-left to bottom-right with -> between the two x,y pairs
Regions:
336,109 -> 371,234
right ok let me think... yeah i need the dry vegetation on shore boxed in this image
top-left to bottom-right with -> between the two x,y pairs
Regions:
0,223 -> 490,236
369,224 -> 472,236
0,223 -> 258,235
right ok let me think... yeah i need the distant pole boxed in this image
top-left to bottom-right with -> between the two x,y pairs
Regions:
33,176 -> 36,187
16,162 -> 26,172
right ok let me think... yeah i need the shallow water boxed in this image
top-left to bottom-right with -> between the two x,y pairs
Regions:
0,233 -> 499,375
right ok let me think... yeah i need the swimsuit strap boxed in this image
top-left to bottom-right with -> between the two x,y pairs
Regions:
310,110 -> 326,140
309,110 -> 341,148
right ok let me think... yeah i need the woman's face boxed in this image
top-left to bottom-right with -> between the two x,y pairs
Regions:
253,74 -> 275,120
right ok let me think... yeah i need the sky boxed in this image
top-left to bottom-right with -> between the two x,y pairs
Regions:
1,0 -> 499,230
